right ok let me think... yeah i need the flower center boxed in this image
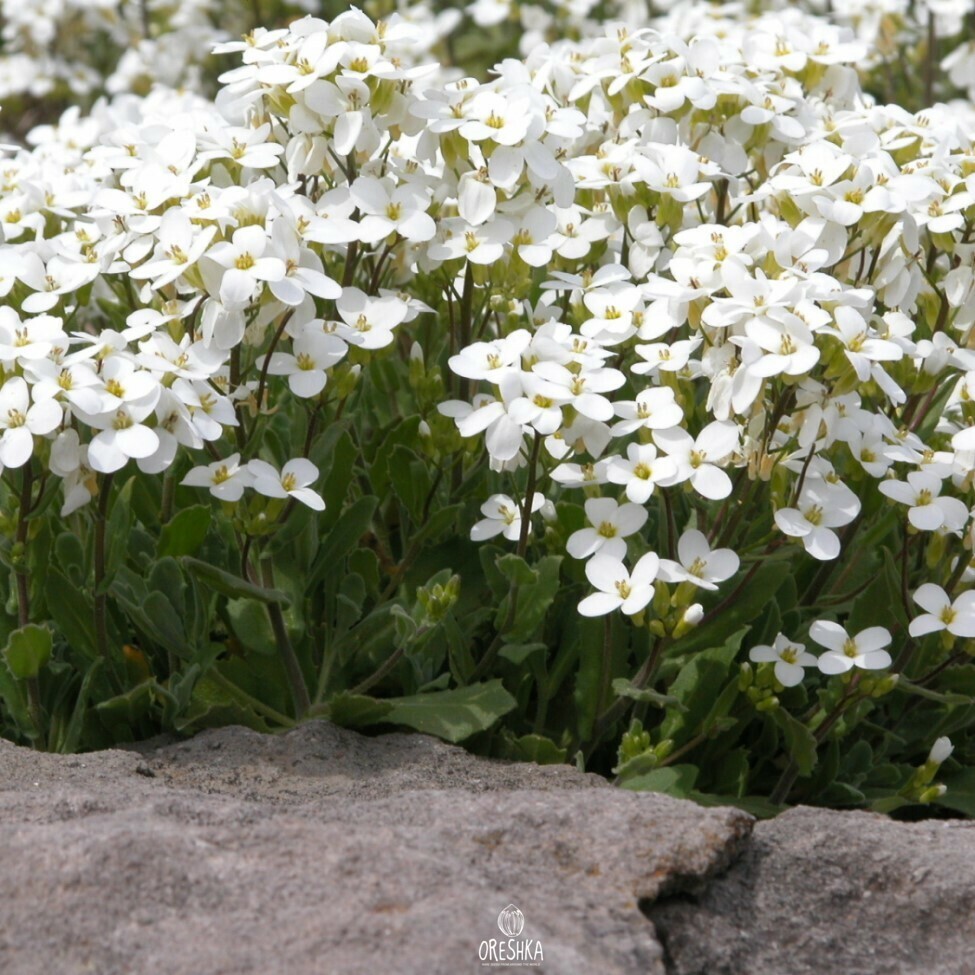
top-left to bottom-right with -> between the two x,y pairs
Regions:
804,504 -> 824,526
597,521 -> 617,538
687,556 -> 707,578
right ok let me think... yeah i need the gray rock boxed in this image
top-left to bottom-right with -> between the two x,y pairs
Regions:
647,805 -> 975,975
0,722 -> 751,975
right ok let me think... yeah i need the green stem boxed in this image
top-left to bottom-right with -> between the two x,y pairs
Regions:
160,467 -> 176,525
262,559 -> 310,719
230,346 -> 247,450
253,310 -> 294,425
769,679 -> 861,806
589,635 -> 669,747
94,473 -> 115,662
469,432 -> 542,683
349,627 -> 429,696
598,615 -> 613,716
15,463 -> 32,628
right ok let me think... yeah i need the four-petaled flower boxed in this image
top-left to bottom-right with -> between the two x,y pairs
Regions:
749,633 -> 819,687
809,621 -> 893,674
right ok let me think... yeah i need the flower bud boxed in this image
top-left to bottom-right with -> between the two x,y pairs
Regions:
671,602 -> 704,639
918,784 -> 947,804
929,736 -> 954,765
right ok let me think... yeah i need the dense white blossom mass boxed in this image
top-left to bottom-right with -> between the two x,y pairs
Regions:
0,0 -> 975,651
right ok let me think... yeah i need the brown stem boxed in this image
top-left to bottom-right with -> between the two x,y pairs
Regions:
253,310 -> 294,423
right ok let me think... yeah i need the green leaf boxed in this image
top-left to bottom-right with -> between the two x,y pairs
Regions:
307,496 -> 378,588
499,642 -> 548,665
621,764 -> 699,797
612,678 -> 685,710
140,592 -> 189,657
182,557 -> 291,606
105,476 -> 135,578
935,769 -> 975,817
45,568 -> 97,659
386,444 -> 430,522
158,505 -> 211,558
848,546 -> 909,633
660,627 -> 747,742
94,681 -> 156,738
366,416 -> 422,497
497,555 -> 563,642
148,558 -> 186,620
317,692 -> 394,728
479,545 -> 509,599
3,624 -> 52,679
771,708 -> 819,777
507,733 -> 567,765
384,680 -> 516,743
496,553 -> 536,586
410,503 -> 463,549
56,658 -> 103,754
314,427 -> 358,525
174,672 -> 272,734
0,657 -> 30,734
227,598 -> 277,656
54,532 -> 86,587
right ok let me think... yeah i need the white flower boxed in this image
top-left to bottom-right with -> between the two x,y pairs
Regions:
182,454 -> 253,503
654,421 -> 739,500
749,633 -> 819,687
470,492 -> 545,542
350,176 -> 436,244
611,387 -> 684,436
205,226 -> 286,310
50,427 -> 99,515
264,330 -> 347,398
774,480 -> 860,561
448,331 -> 531,383
130,210 -> 216,290
605,443 -> 676,504
0,377 -> 62,468
577,552 -> 660,617
248,458 -> 325,511
335,289 -> 408,350
878,471 -> 968,533
909,584 -> 975,638
809,621 -> 893,674
566,497 -> 648,560
657,530 -> 740,591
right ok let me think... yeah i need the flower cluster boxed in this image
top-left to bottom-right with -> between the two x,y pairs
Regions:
0,0 -> 972,805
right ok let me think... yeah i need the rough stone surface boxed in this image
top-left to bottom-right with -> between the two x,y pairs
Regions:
0,721 -> 752,975
647,805 -> 975,975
